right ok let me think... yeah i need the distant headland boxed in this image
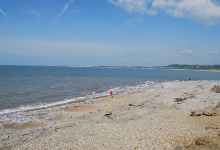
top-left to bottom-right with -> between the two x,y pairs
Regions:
155,64 -> 220,71
92,64 -> 220,71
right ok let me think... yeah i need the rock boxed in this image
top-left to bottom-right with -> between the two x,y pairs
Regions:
203,109 -> 216,116
195,137 -> 215,146
216,101 -> 220,108
195,138 -> 205,146
174,144 -> 184,150
191,107 -> 216,116
193,137 -> 220,149
190,110 -> 203,116
211,84 -> 220,93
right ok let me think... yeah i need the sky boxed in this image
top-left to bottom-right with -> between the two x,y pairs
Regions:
0,0 -> 220,66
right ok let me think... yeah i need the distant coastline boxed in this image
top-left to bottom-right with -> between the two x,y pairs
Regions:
154,64 -> 220,72
92,64 -> 220,72
1,64 -> 220,72
161,68 -> 220,73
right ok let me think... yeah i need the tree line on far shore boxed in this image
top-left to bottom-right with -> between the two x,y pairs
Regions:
161,64 -> 220,70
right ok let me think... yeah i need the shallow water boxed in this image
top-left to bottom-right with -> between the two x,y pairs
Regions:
0,66 -> 220,114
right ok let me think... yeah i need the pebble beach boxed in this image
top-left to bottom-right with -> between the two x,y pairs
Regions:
1,80 -> 220,150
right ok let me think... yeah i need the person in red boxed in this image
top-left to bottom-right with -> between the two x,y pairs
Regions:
109,90 -> 113,98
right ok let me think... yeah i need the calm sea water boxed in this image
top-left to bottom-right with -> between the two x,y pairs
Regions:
1,66 -> 220,114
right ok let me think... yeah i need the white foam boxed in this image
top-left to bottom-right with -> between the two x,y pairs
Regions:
0,99 -> 74,116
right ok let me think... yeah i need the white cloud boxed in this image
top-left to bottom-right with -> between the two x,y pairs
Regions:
13,19 -> 44,30
107,0 -> 157,15
107,0 -> 220,25
0,8 -> 9,18
69,9 -> 85,14
23,5 -> 41,18
179,49 -> 193,54
57,0 -> 74,21
119,19 -> 133,29
153,0 -> 220,25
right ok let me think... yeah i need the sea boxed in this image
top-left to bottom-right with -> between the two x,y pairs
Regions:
0,65 -> 220,118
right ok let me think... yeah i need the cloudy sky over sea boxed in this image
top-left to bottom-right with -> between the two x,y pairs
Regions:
0,0 -> 220,66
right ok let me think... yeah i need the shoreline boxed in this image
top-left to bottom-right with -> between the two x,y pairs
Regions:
1,80 -> 220,149
0,80 -> 155,117
161,68 -> 220,72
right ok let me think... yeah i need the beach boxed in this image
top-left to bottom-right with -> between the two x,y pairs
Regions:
1,80 -> 220,150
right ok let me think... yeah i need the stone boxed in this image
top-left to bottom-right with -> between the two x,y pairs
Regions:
216,101 -> 220,108
203,109 -> 216,116
195,138 -> 205,146
174,144 -> 184,150
191,107 -> 217,116
211,85 -> 220,93
190,110 -> 203,116
204,106 -> 216,115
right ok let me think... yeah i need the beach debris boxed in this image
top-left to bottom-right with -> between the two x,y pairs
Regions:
104,111 -> 112,117
128,103 -> 144,107
190,107 -> 216,116
175,98 -> 187,102
216,101 -> 220,108
175,93 -> 196,104
104,111 -> 113,119
186,93 -> 196,98
211,84 -> 220,93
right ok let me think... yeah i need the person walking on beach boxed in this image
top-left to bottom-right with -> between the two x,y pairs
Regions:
109,90 -> 113,98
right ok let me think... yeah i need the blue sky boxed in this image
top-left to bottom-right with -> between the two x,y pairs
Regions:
0,0 -> 220,66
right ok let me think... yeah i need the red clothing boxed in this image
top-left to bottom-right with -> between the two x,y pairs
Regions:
110,91 -> 113,95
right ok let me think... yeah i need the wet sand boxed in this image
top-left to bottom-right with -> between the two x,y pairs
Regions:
0,80 -> 220,149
